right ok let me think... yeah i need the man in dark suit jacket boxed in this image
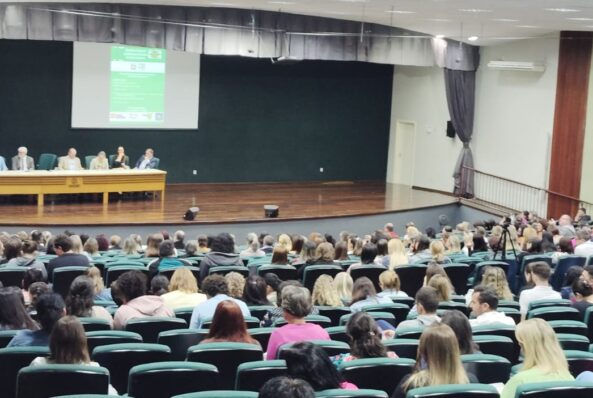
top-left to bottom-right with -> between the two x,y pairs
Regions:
12,147 -> 35,171
135,148 -> 158,169
46,234 -> 90,280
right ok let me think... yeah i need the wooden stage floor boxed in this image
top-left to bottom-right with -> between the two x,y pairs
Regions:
0,181 -> 457,226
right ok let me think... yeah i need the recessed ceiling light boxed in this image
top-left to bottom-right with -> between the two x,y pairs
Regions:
435,34 -> 445,39
492,18 -> 519,22
467,36 -> 479,41
544,8 -> 581,13
269,0 -> 295,4
567,17 -> 593,21
385,10 -> 416,14
459,9 -> 492,13
425,18 -> 452,22
517,25 -> 540,29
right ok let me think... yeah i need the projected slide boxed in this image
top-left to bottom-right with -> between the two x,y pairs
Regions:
110,46 -> 166,123
72,42 -> 200,129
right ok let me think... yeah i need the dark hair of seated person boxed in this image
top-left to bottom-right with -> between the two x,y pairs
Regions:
66,276 -> 96,317
440,310 -> 480,355
0,287 -> 38,330
209,233 -> 235,254
271,245 -> 289,265
282,341 -> 345,391
201,274 -> 229,297
360,243 -> 378,265
350,276 -> 377,305
260,376 -> 315,398
334,241 -> 349,261
149,275 -> 169,296
23,268 -> 45,290
243,275 -> 270,306
114,270 -> 148,303
201,300 -> 259,345
36,293 -> 66,332
346,312 -> 388,359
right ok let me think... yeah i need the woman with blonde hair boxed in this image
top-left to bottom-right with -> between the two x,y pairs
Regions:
145,233 -> 164,258
161,267 -> 207,309
445,235 -> 462,255
387,239 -> 408,269
391,323 -> 475,398
312,275 -> 342,307
225,271 -> 246,300
430,240 -> 450,264
334,272 -> 354,306
505,225 -> 519,252
465,265 -> 513,305
122,236 -> 140,256
83,238 -> 100,258
427,274 -> 452,302
377,270 -> 408,298
278,234 -> 293,253
501,319 -> 573,398
520,226 -> 538,251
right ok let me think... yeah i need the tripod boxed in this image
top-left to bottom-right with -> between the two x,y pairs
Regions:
492,224 -> 518,261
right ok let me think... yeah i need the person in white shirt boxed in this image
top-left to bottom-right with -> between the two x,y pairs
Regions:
519,262 -> 561,319
57,148 -> 83,170
469,286 -> 515,327
574,229 -> 593,258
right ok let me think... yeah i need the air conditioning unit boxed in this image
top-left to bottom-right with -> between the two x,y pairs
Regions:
487,60 -> 545,72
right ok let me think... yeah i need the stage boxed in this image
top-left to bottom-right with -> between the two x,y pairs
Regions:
0,181 -> 459,227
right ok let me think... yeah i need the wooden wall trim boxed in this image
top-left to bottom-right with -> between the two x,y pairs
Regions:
548,31 -> 593,218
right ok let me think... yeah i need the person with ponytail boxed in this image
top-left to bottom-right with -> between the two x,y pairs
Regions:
66,275 -> 113,328
333,312 -> 397,366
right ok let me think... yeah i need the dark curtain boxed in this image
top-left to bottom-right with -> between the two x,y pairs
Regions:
444,68 -> 476,198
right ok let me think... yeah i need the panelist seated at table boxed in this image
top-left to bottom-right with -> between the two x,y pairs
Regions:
11,146 -> 35,171
111,146 -> 130,169
0,156 -> 7,171
57,147 -> 83,170
135,148 -> 158,170
89,151 -> 109,170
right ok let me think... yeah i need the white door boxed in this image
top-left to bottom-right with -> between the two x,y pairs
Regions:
389,120 -> 416,186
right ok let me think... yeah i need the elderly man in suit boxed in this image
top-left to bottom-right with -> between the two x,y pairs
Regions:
12,147 -> 35,171
134,148 -> 158,169
57,147 -> 83,170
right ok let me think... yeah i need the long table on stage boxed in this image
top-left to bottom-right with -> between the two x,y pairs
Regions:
0,169 -> 167,206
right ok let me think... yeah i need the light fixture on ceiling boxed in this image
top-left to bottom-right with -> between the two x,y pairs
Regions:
567,17 -> 593,21
385,10 -> 416,14
492,18 -> 519,22
459,9 -> 492,13
544,8 -> 581,13
268,1 -> 295,4
468,36 -> 479,41
435,34 -> 445,39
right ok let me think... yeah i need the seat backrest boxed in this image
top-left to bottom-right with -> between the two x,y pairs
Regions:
473,335 -> 516,363
406,383 -> 499,398
0,329 -> 19,348
86,331 -> 143,353
302,265 -> 343,291
186,342 -> 263,390
247,327 -> 275,349
235,359 -> 287,391
16,364 -> 109,398
396,265 -> 427,297
586,306 -> 593,340
338,357 -> 415,393
565,350 -> 593,376
317,307 -> 352,326
158,329 -> 209,361
350,265 -> 388,292
174,307 -> 195,324
527,299 -> 572,312
91,343 -> 171,394
0,346 -> 50,398
340,312 -> 395,327
315,389 -> 388,398
85,155 -> 94,169
125,317 -> 187,343
443,263 -> 471,295
515,380 -> 593,398
437,301 -> 471,317
382,338 -> 419,359
257,264 -> 297,281
128,361 -> 220,398
461,353 -> 511,384
548,320 -> 589,337
37,153 -> 57,170
79,317 -> 112,332
394,324 -> 425,339
105,265 -> 148,285
473,261 -> 509,285
360,303 -> 410,328
326,326 -> 348,343
278,339 -> 350,359
52,267 -> 89,298
0,268 -> 28,287
170,391 -> 258,398
556,333 -> 590,351
551,256 -> 587,290
247,305 -> 275,321
527,306 -> 581,322
202,316 -> 260,329
273,315 -> 332,328
208,266 -> 249,278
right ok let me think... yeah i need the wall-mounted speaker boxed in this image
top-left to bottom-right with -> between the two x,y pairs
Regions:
446,120 -> 456,138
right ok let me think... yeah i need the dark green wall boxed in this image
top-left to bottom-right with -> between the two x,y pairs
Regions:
0,39 -> 393,183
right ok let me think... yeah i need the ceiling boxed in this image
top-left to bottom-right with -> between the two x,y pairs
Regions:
14,0 -> 593,45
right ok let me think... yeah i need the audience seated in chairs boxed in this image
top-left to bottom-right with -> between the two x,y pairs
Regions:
161,267 -> 206,309
260,376 -> 315,398
189,274 -> 250,329
112,270 -> 174,330
147,240 -> 191,279
469,286 -> 516,327
243,275 -> 273,306
335,272 -> 354,306
198,233 -> 244,282
349,277 -> 392,312
519,262 -> 561,319
572,279 -> 593,319
465,266 -> 514,305
200,300 -> 260,346
298,242 -> 336,279
390,323 -> 477,398
8,293 -> 64,347
500,318 -> 574,398
30,315 -> 118,395
149,275 -> 169,296
377,270 -> 408,299
240,232 -> 265,258
266,285 -> 330,359
440,310 -> 480,355
66,276 -> 113,328
225,271 -> 246,300
86,266 -> 113,302
4,238 -> 47,279
387,239 -> 409,269
333,312 -> 397,366
46,235 -> 90,280
396,287 -> 440,330
283,341 -> 358,390
347,243 -> 380,274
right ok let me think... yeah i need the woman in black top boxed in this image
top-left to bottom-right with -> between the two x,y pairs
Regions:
111,146 -> 130,169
